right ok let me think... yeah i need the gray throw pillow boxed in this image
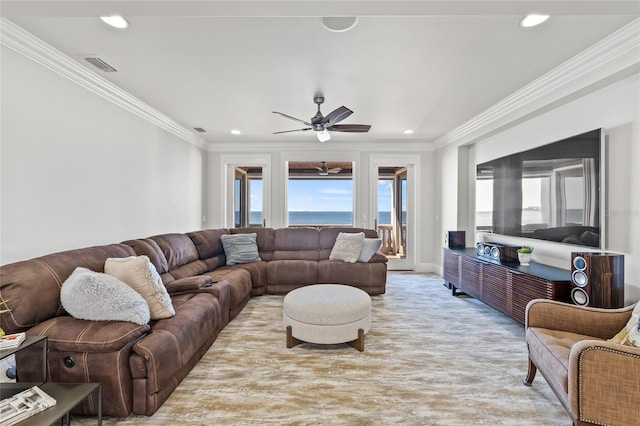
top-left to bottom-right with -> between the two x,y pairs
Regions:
220,233 -> 262,266
358,238 -> 382,262
60,267 -> 151,325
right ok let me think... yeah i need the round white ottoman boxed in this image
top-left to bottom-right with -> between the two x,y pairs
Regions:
283,284 -> 371,351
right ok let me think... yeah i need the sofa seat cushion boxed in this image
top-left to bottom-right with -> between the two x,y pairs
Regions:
205,268 -> 252,319
317,260 -> 387,295
527,327 -> 605,394
218,262 -> 268,296
130,292 -> 220,394
267,260 -> 318,294
28,316 -> 150,352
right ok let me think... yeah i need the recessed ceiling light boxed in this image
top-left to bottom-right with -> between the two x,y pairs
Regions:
100,15 -> 129,29
520,14 -> 549,28
403,129 -> 414,135
231,129 -> 242,135
321,17 -> 358,33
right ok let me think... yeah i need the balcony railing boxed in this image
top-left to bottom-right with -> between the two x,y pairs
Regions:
377,224 -> 406,256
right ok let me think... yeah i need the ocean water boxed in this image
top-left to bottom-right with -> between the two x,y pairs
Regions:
240,211 -> 405,226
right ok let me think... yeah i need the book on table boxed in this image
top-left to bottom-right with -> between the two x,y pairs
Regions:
0,385 -> 57,426
0,333 -> 25,350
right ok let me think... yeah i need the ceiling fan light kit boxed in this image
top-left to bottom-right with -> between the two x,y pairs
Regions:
273,95 -> 371,142
317,129 -> 331,142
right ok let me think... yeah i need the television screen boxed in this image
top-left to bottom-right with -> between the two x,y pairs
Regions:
476,129 -> 602,248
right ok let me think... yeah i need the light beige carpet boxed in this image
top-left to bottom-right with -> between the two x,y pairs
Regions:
73,272 -> 568,425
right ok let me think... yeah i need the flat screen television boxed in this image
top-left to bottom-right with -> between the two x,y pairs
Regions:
476,129 -> 603,248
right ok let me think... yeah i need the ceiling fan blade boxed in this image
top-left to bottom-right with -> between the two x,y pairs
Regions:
321,106 -> 353,125
327,124 -> 371,133
272,111 -> 313,126
273,128 -> 312,134
329,167 -> 342,173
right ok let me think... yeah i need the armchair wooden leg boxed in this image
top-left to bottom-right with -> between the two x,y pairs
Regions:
523,357 -> 537,386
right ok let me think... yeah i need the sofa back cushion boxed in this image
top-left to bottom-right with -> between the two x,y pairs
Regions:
188,229 -> 228,256
122,238 -> 170,276
319,227 -> 379,260
273,228 -> 320,261
149,233 -> 208,281
0,244 -> 135,334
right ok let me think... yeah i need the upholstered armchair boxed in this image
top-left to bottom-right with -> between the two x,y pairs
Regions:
524,299 -> 640,426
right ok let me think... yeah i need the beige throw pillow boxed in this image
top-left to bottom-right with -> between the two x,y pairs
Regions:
329,232 -> 365,263
105,256 -> 175,320
608,302 -> 640,347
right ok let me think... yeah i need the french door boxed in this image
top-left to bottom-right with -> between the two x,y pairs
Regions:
370,155 -> 418,270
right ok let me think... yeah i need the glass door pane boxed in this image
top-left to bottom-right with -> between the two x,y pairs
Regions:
234,166 -> 263,227
376,167 -> 407,260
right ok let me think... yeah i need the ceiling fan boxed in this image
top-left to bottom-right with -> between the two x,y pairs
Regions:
273,95 -> 371,142
316,161 -> 342,176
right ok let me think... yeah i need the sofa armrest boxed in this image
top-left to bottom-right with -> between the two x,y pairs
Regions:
567,340 -> 640,425
165,275 -> 214,294
525,299 -> 634,339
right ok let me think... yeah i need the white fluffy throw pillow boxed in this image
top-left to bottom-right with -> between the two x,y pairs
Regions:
358,238 -> 382,262
61,267 -> 150,325
329,232 -> 365,263
105,256 -> 175,320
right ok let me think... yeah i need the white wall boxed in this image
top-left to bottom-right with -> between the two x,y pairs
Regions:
1,47 -> 204,264
436,73 -> 640,304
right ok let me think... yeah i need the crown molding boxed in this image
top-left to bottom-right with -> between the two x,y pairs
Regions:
0,18 -> 206,149
433,17 -> 640,150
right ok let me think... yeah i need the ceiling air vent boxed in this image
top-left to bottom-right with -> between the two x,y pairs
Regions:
83,57 -> 117,72
193,127 -> 207,133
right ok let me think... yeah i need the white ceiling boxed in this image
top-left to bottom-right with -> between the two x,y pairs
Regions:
2,1 -> 638,146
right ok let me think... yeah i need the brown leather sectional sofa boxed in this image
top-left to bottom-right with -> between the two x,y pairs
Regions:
0,227 -> 386,417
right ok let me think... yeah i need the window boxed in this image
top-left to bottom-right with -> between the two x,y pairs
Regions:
287,162 -> 353,226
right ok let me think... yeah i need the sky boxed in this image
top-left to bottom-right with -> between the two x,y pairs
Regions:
249,179 -> 396,212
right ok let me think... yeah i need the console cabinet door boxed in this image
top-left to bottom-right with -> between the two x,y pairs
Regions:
443,249 -> 460,288
482,262 -> 510,316
460,256 -> 482,299
509,271 -> 551,323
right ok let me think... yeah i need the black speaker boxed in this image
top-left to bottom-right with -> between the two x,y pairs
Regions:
445,231 -> 466,248
570,252 -> 624,308
475,242 -> 519,262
